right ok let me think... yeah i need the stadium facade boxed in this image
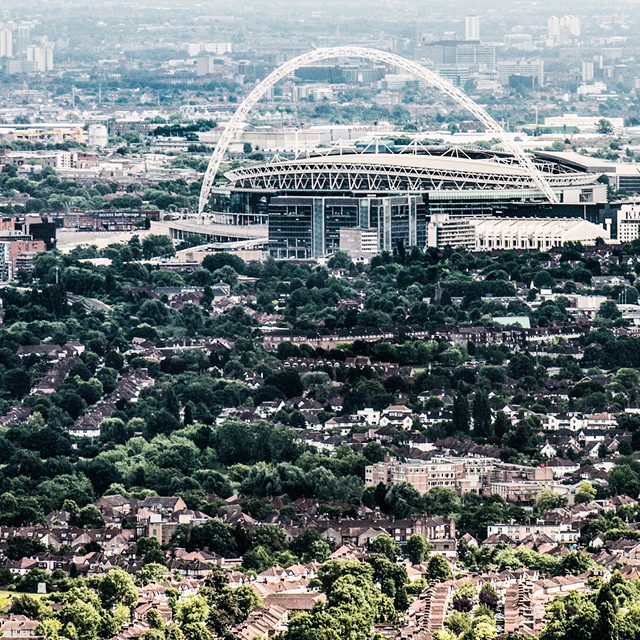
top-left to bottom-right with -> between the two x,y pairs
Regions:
209,146 -> 608,259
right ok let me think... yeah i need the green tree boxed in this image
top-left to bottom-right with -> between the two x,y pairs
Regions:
98,567 -> 138,610
479,583 -> 499,610
575,481 -> 597,504
558,551 -> 594,576
370,535 -> 400,561
36,620 -> 63,640
404,533 -> 433,565
136,563 -> 169,586
384,483 -> 424,519
493,411 -> 511,440
472,391 -> 493,438
136,538 -> 166,565
427,554 -> 452,582
535,490 -> 567,516
142,235 -> 175,259
597,300 -> 622,322
597,118 -> 614,135
423,487 -> 461,517
533,270 -> 555,289
59,600 -> 102,640
540,590 -> 599,640
452,394 -> 470,432
242,546 -> 273,572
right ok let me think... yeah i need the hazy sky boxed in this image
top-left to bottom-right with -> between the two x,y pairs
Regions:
3,0 -> 637,63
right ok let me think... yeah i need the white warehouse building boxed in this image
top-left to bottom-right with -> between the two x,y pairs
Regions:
474,217 -> 608,251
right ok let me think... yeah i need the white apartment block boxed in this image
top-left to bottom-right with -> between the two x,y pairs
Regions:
26,41 -> 54,73
465,15 -> 480,41
487,522 -> 579,544
617,204 -> 640,243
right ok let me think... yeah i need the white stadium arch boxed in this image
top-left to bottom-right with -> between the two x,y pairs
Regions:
198,46 -> 559,215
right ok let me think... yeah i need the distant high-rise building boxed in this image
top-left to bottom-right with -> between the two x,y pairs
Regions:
187,42 -> 231,57
547,15 -> 581,43
547,16 -> 560,41
0,26 -> 12,58
582,60 -> 594,83
15,23 -> 30,54
497,59 -> 544,86
561,15 -> 581,37
421,39 -> 495,87
195,53 -> 226,77
87,124 -> 108,148
427,41 -> 496,70
26,40 -> 54,73
465,15 -> 480,41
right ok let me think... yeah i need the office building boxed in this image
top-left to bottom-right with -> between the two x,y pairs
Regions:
427,214 -> 476,249
365,457 -> 561,503
196,53 -> 226,77
426,40 -> 496,71
15,23 -> 31,54
561,15 -> 581,37
365,457 -> 468,493
582,60 -> 594,83
612,166 -> 640,193
548,15 -> 581,44
496,59 -> 544,86
0,218 -> 48,281
425,215 -> 608,251
267,194 -> 426,259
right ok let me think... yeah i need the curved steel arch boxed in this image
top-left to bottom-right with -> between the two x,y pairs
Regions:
198,46 -> 559,214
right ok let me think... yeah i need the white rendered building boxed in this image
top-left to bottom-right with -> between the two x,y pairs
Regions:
474,217 -> 608,251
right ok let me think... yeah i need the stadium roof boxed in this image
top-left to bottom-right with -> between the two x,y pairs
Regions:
221,147 -> 601,196
533,150 -> 616,174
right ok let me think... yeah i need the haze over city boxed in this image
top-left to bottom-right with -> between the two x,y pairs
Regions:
0,2 -> 640,640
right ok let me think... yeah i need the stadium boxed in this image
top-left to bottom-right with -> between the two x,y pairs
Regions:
207,145 -> 607,259
174,46 -> 609,259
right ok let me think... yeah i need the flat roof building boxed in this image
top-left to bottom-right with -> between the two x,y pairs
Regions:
474,217 -> 609,251
427,214 -> 476,250
339,227 -> 379,258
